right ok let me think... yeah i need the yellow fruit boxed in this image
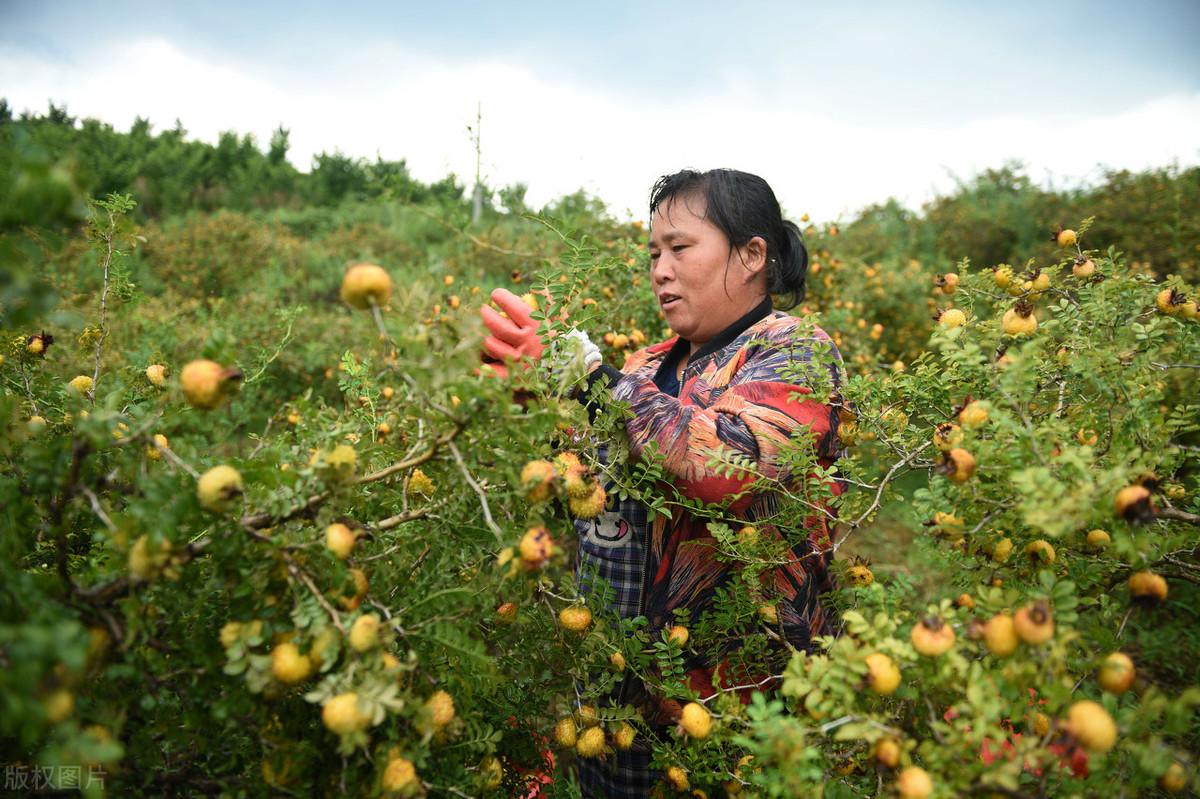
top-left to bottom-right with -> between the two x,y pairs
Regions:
874,737 -> 901,768
518,526 -> 554,566
1002,306 -> 1038,336
668,625 -> 689,647
1025,539 -> 1056,564
197,465 -> 244,512
679,702 -> 711,738
1056,229 -> 1077,248
146,433 -> 169,461
520,459 -> 557,503
933,423 -> 962,451
1065,700 -> 1117,752
910,616 -> 956,656
1097,652 -> 1135,694
896,766 -> 933,799
42,689 -> 75,724
1156,288 -> 1181,315
338,568 -> 369,610
847,563 -> 874,587
425,690 -> 455,728
145,363 -> 167,387
992,537 -> 1013,563
575,726 -> 606,757
864,652 -> 901,695
944,448 -> 976,482
1072,257 -> 1096,278
1115,485 -> 1154,523
325,523 -> 356,560
340,263 -> 393,309
559,605 -> 593,632
382,756 -> 417,792
1128,570 -> 1168,602
322,692 -> 370,734
758,603 -> 779,624
349,614 -> 381,652
610,651 -> 627,672
576,704 -> 600,726
1086,529 -> 1110,550
958,400 -> 988,428
938,308 -> 966,328
68,374 -> 94,394
1159,761 -> 1187,793
220,621 -> 243,649
270,642 -> 313,684
568,482 -> 607,519
611,721 -> 636,750
984,613 -> 1019,657
181,359 -> 242,410
956,593 -> 975,610
407,467 -> 433,495
27,415 -> 48,433
553,717 -> 578,747
1013,600 -> 1055,645
496,602 -> 518,622
665,765 -> 690,791
993,265 -> 1014,288
128,534 -> 172,580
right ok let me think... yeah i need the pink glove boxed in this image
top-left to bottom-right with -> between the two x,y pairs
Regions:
479,288 -> 546,379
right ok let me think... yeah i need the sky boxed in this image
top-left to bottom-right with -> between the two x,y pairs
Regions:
2,0 -> 1198,221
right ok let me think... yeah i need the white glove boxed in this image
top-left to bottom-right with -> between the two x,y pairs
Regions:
544,328 -> 602,395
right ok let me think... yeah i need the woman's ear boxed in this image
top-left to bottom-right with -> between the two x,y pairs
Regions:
737,236 -> 769,281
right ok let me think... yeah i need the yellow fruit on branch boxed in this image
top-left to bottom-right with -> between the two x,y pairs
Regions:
180,359 -> 243,410
559,605 -> 593,633
322,692 -> 370,734
553,716 -> 577,747
324,523 -> 356,560
42,689 -> 75,724
939,448 -> 976,482
270,642 -> 313,685
348,614 -> 381,653
381,756 -> 417,792
895,765 -> 933,799
864,652 -> 901,695
425,690 -> 455,728
518,526 -> 554,567
145,363 -> 168,387
910,616 -> 956,656
932,422 -> 963,451
1128,570 -> 1168,602
568,482 -> 606,519
1002,302 -> 1038,336
609,651 -> 626,672
668,625 -> 689,647
679,702 -> 712,738
664,765 -> 690,791
1013,600 -> 1055,645
1072,256 -> 1096,278
520,459 -> 557,503
575,726 -> 606,758
68,374 -> 94,394
1097,652 -> 1135,694
611,721 -> 636,750
197,465 -> 244,513
757,603 -> 779,624
1025,539 -> 1056,564
1064,699 -> 1117,752
340,263 -> 393,310
937,308 -> 966,328
1114,484 -> 1154,524
956,593 -> 975,610
984,613 -> 1019,657
1156,288 -> 1185,316
1086,529 -> 1110,550
1054,227 -> 1077,248
874,737 -> 901,768
1159,761 -> 1187,793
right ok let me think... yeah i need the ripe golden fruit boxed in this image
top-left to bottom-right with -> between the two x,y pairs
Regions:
1128,570 -> 1168,602
956,593 -> 975,610
1056,228 -> 1077,248
1072,257 -> 1096,278
1065,700 -> 1117,752
553,716 -> 578,747
758,603 -> 779,624
668,625 -> 689,647
42,689 -> 75,724
575,726 -> 606,757
1086,529 -> 1110,550
1159,761 -> 1187,793
325,523 -> 356,560
874,737 -> 901,768
933,423 -> 963,451
181,359 -> 242,410
338,568 -> 369,611
984,613 -> 1019,657
496,602 -> 517,622
220,621 -> 244,649
68,374 -> 94,394
847,562 -> 874,587
1114,484 -> 1154,523
1002,305 -> 1038,336
559,605 -> 593,632
382,756 -> 417,792
322,692 -> 370,734
1033,711 -> 1051,736
520,459 -> 557,503
665,765 -> 690,791
679,702 -> 711,738
146,433 -> 169,461
1013,600 -> 1055,645
958,400 -> 988,428
576,704 -> 600,727
349,614 -> 381,652
896,766 -> 933,799
425,690 -> 455,728
864,652 -> 901,695
943,448 -> 976,482
518,526 -> 554,566
610,651 -> 626,672
611,721 -> 636,750
992,536 -> 1014,563
1156,288 -> 1182,315
407,467 -> 433,495
197,465 -> 244,512
993,265 -> 1013,288
1097,652 -> 1135,694
938,308 -> 966,328
911,616 -> 956,656
270,642 -> 313,684
1025,540 -> 1056,564
340,263 -> 393,309
568,482 -> 607,519
145,364 -> 168,387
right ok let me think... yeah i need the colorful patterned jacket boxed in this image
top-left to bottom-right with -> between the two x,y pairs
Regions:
575,297 -> 847,715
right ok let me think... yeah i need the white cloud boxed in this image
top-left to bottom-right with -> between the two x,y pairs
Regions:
3,36 -> 1198,223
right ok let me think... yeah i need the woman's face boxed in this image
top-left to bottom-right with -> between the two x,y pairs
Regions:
648,194 -> 767,351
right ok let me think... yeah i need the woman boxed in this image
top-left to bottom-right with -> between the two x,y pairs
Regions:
481,169 -> 847,797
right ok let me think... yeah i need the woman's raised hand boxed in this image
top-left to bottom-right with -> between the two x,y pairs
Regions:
478,288 -> 546,378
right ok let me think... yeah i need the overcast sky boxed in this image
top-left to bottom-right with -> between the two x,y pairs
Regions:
2,0 -> 1198,221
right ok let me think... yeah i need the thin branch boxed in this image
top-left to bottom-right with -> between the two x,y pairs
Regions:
447,440 -> 503,542
89,205 -> 117,404
1150,362 -> 1200,370
287,558 -> 345,634
846,442 -> 932,532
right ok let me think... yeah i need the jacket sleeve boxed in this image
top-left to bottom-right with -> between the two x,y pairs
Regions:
609,332 -> 844,506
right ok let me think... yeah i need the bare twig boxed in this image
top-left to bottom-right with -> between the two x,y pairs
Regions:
89,205 -> 117,404
447,440 -> 503,542
287,558 -> 345,634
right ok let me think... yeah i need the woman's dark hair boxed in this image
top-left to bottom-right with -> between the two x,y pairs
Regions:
648,169 -> 808,309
